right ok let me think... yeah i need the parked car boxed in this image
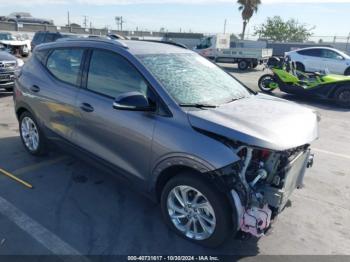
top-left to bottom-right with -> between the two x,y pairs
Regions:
0,51 -> 23,91
7,12 -> 53,25
286,47 -> 350,75
0,32 -> 30,57
14,38 -> 317,247
31,31 -> 79,50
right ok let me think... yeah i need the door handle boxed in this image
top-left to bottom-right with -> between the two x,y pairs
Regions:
30,85 -> 40,93
80,103 -> 94,113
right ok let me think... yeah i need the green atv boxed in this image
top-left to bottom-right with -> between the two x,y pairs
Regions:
258,57 -> 350,107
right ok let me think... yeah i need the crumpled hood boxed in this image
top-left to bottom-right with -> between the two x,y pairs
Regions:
187,94 -> 319,151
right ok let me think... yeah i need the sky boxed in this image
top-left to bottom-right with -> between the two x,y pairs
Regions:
0,0 -> 349,39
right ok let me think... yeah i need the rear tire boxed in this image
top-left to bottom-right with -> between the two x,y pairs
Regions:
334,86 -> 350,108
258,74 -> 276,93
160,172 -> 234,248
19,111 -> 48,156
238,60 -> 249,71
296,62 -> 305,72
344,68 -> 350,76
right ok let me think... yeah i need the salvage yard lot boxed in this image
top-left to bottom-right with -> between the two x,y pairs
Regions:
0,66 -> 349,258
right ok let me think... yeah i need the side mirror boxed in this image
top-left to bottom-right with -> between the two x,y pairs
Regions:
336,55 -> 344,60
113,92 -> 155,112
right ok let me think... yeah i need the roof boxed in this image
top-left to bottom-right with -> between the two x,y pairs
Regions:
121,40 -> 191,55
290,46 -> 338,51
42,38 -> 192,55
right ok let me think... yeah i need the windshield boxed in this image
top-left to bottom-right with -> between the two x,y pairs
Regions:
137,53 -> 250,106
0,33 -> 13,41
337,50 -> 350,59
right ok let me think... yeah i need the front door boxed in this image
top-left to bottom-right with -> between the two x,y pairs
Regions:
75,49 -> 156,181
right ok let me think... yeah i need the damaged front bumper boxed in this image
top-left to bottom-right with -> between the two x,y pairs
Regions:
218,146 -> 314,238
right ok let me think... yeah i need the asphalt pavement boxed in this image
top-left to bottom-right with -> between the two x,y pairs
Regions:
0,65 -> 349,259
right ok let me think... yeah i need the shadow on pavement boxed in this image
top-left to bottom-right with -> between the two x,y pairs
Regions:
0,136 -> 260,257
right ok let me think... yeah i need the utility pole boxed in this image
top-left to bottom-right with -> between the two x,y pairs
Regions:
115,16 -> 125,32
67,11 -> 70,26
83,15 -> 88,28
223,19 -> 227,34
346,33 -> 350,53
121,17 -> 124,31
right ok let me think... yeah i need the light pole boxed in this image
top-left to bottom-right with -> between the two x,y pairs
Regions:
115,16 -> 124,31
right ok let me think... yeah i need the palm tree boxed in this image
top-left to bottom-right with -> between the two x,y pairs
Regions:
237,0 -> 261,40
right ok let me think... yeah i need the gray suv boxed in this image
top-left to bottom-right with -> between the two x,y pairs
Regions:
14,38 -> 318,247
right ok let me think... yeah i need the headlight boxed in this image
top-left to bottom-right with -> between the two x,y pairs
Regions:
17,59 -> 24,67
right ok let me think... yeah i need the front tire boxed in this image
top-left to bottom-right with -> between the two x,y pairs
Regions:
334,86 -> 350,108
19,111 -> 48,156
258,74 -> 276,93
161,172 -> 234,248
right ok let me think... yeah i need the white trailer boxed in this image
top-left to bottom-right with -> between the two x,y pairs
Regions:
194,34 -> 273,70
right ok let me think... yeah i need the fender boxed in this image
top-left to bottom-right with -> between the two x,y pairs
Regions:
14,100 -> 36,120
150,153 -> 217,190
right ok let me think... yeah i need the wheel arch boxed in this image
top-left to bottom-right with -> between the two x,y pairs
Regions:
155,165 -> 206,201
294,61 -> 305,72
329,82 -> 350,99
16,106 -> 30,120
152,155 -> 216,201
344,67 -> 350,76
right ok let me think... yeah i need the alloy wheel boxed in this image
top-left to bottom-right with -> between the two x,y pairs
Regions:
167,185 -> 216,240
21,116 -> 40,152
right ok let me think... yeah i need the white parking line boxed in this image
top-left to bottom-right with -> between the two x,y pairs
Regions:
0,196 -> 89,261
313,148 -> 350,160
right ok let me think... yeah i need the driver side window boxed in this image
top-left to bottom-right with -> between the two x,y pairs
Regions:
321,49 -> 342,60
87,50 -> 148,98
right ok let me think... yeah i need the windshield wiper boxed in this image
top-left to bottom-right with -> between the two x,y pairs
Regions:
179,103 -> 217,109
225,96 -> 247,104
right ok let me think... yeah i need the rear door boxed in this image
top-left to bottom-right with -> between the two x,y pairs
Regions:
298,49 -> 322,72
75,48 -> 156,181
24,48 -> 85,142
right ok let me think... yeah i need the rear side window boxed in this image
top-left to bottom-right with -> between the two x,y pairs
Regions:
46,49 -> 84,86
33,33 -> 45,43
44,33 -> 57,43
86,49 -> 148,98
297,49 -> 322,57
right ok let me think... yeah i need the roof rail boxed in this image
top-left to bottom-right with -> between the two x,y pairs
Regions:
137,39 -> 188,49
56,37 -> 128,49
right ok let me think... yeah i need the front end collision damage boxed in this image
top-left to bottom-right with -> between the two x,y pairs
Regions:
212,143 -> 314,238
